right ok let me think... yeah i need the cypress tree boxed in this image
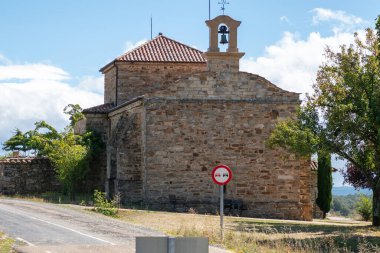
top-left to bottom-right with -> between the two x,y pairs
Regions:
316,151 -> 332,219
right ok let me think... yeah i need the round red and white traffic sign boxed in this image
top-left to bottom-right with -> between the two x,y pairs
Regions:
212,164 -> 233,185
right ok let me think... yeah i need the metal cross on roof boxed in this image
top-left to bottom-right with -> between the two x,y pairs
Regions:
218,0 -> 229,15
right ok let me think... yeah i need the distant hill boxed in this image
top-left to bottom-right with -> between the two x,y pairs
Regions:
332,186 -> 371,196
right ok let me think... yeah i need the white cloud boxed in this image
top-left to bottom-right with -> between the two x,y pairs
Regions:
240,9 -> 368,98
241,30 -> 358,97
0,60 -> 103,153
0,64 -> 70,81
124,39 -> 148,53
312,8 -> 364,26
0,54 -> 11,65
280,16 -> 290,24
78,76 -> 104,94
311,8 -> 368,34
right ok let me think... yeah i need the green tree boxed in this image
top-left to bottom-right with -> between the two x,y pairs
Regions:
268,17 -> 380,226
64,104 -> 84,128
27,121 -> 61,156
332,197 -> 350,216
2,105 -> 102,200
316,152 -> 332,219
48,132 -> 89,200
2,129 -> 29,154
356,195 -> 372,221
2,122 -> 61,156
267,110 -> 319,157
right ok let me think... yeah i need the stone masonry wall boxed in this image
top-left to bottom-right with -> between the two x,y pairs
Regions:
103,62 -> 206,105
104,67 -> 117,104
100,58 -> 313,220
83,114 -> 109,192
0,158 -> 59,195
143,99 -> 312,220
150,71 -> 299,102
108,101 -> 144,203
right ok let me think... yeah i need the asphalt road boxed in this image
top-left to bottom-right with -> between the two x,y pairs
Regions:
0,198 -> 164,252
0,198 -> 230,253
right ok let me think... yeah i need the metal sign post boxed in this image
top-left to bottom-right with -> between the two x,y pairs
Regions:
211,164 -> 232,241
220,185 -> 224,239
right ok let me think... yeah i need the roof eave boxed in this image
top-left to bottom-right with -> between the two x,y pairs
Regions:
99,60 -> 117,74
108,96 -> 145,114
100,60 -> 206,73
82,111 -> 109,115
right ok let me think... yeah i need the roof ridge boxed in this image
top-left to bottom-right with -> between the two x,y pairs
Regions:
119,35 -> 160,58
111,34 -> 206,64
158,34 -> 204,55
120,34 -> 204,58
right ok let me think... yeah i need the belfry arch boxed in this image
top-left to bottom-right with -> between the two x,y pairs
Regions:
205,15 -> 241,53
203,15 -> 245,72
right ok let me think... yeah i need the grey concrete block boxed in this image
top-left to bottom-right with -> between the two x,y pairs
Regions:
176,237 -> 209,253
136,237 -> 168,253
136,237 -> 209,253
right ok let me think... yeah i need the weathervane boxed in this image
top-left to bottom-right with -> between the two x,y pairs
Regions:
218,0 -> 229,15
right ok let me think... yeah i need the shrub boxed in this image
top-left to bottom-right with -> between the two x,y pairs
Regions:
332,198 -> 350,216
93,190 -> 118,216
356,195 -> 372,221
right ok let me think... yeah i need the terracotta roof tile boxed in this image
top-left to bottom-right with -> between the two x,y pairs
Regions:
311,160 -> 318,171
0,157 -> 49,165
116,34 -> 206,63
83,103 -> 115,114
310,160 -> 337,172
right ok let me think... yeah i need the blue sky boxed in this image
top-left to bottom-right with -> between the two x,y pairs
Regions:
1,0 -> 379,186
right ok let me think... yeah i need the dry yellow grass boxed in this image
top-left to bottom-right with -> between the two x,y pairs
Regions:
5,195 -> 380,252
118,209 -> 380,253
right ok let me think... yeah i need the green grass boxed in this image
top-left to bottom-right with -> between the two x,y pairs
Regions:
0,233 -> 14,253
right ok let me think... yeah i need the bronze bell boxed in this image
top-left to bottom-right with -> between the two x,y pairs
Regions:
218,25 -> 229,45
220,34 -> 228,44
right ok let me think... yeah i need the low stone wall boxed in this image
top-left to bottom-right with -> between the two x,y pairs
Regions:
0,157 -> 60,195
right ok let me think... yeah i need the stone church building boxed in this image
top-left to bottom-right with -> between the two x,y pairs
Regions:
80,15 -> 313,220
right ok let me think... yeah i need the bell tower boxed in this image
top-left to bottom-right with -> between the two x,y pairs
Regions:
203,15 -> 245,72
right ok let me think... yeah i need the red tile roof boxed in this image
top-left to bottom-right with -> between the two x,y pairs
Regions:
0,157 -> 49,164
116,34 -> 206,63
82,103 -> 115,114
310,160 -> 337,172
311,160 -> 318,171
